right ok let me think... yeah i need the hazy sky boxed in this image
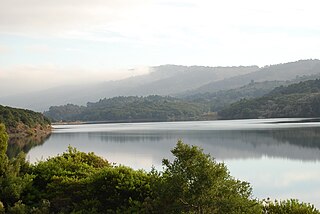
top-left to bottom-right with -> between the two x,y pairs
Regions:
1,0 -> 320,95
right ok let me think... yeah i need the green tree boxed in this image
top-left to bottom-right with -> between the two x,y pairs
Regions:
0,124 -> 32,211
0,124 -> 9,175
262,199 -> 320,214
152,141 -> 260,213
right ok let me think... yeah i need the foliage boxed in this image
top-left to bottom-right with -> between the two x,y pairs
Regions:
219,79 -> 320,119
0,124 -> 9,175
150,141 -> 260,213
261,199 -> 320,214
183,80 -> 286,112
0,124 -> 33,212
26,147 -> 154,213
0,105 -> 51,132
0,124 -> 319,213
44,95 -> 207,122
0,105 -> 51,160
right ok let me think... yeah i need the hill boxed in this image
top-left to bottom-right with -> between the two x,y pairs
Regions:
2,60 -> 320,112
218,79 -> 320,119
181,80 -> 287,112
0,105 -> 51,135
181,72 -> 320,112
184,59 -> 320,95
44,95 -> 209,122
0,105 -> 51,157
0,65 -> 258,111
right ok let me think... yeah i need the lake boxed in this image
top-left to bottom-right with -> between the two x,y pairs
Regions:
27,118 -> 320,207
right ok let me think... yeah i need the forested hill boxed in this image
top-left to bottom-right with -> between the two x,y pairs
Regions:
182,80 -> 287,112
44,95 -> 208,122
218,79 -> 320,119
187,59 -> 320,95
0,105 -> 51,136
0,65 -> 258,111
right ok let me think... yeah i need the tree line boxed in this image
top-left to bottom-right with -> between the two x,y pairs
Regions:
219,79 -> 320,119
45,78 -> 320,123
44,95 -> 208,122
0,105 -> 51,134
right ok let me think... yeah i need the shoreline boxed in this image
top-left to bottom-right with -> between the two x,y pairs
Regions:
51,117 -> 320,126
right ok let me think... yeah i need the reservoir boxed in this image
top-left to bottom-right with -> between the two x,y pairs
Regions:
27,118 -> 320,207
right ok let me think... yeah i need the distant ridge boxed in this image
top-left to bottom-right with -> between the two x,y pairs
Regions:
0,65 -> 258,111
1,59 -> 319,112
184,59 -> 320,95
218,78 -> 320,119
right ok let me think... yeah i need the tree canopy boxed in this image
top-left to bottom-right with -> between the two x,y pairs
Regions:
0,105 -> 50,132
44,95 -> 207,122
219,79 -> 320,119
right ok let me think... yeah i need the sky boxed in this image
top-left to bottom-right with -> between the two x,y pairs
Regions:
1,0 -> 320,95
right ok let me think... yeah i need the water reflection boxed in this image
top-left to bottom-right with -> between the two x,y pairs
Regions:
7,134 -> 50,158
26,120 -> 320,208
32,127 -> 320,162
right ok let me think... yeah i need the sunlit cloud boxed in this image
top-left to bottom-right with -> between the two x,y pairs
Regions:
0,44 -> 12,54
0,0 -> 150,37
24,44 -> 51,53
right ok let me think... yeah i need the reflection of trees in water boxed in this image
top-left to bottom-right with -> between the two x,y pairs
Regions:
53,128 -> 320,149
48,127 -> 320,161
269,127 -> 320,148
7,134 -> 51,158
223,127 -> 320,149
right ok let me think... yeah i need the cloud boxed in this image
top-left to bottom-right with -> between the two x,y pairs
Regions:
1,0 -> 320,48
0,0 -> 149,36
0,44 -> 12,54
24,44 -> 51,53
0,0 -> 320,70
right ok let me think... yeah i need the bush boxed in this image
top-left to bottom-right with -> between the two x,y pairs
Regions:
262,199 -> 320,214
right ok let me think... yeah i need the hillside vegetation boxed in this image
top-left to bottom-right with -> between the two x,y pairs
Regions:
0,105 -> 51,157
183,80 -> 287,112
190,59 -> 320,94
3,59 -> 320,112
0,105 -> 51,135
44,95 -> 208,122
182,73 -> 320,112
219,79 -> 320,119
0,65 -> 258,111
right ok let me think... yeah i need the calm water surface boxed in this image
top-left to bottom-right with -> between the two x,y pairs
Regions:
27,119 -> 320,207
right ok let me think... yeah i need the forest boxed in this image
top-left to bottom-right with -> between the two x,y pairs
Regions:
0,105 -> 51,159
44,95 -> 208,122
44,78 -> 320,123
0,124 -> 318,213
219,79 -> 320,119
0,105 -> 51,135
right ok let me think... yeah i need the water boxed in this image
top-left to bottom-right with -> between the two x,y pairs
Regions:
27,119 -> 320,207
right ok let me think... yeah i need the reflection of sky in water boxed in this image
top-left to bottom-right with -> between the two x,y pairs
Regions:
27,119 -> 320,208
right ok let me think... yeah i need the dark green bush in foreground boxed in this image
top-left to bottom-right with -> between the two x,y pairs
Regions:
0,123 -> 319,213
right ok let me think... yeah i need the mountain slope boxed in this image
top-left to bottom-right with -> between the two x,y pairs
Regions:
44,95 -> 208,122
181,72 -> 320,112
182,80 -> 287,111
218,79 -> 320,119
0,105 -> 52,157
0,65 -> 258,111
2,59 -> 320,112
0,105 -> 51,136
185,59 -> 320,95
